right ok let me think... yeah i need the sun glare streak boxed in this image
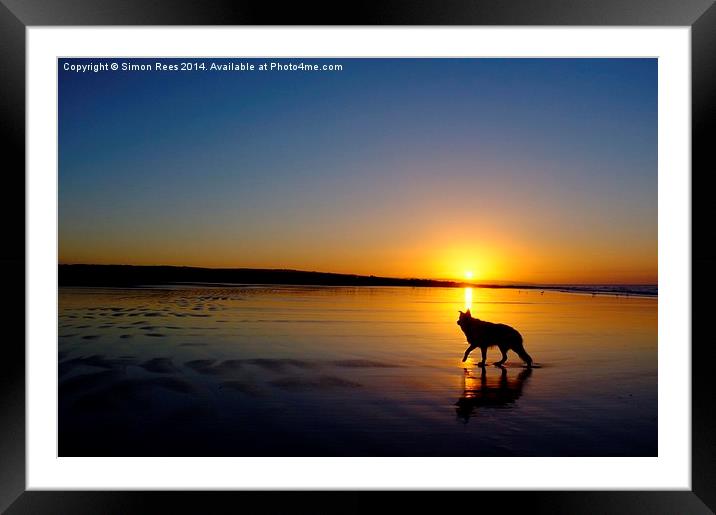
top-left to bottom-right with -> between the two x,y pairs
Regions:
464,287 -> 473,311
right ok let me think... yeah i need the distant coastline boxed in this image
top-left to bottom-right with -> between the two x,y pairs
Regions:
58,264 -> 657,296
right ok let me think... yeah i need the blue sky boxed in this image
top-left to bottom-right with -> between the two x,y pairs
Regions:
58,58 -> 657,283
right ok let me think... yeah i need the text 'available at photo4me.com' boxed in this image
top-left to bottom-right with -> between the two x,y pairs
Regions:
62,59 -> 345,74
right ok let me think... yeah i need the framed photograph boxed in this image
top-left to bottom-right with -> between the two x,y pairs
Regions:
3,0 -> 714,513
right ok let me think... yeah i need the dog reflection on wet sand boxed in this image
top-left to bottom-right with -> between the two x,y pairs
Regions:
455,366 -> 532,423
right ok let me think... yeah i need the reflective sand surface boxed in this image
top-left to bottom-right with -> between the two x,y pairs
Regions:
59,286 -> 657,456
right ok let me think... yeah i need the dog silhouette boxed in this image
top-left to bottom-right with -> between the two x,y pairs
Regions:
457,309 -> 533,367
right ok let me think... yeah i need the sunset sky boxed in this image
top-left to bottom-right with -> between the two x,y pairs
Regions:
59,58 -> 657,284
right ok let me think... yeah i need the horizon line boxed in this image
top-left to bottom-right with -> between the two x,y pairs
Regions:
58,263 -> 658,287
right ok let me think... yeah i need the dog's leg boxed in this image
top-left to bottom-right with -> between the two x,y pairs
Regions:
462,345 -> 476,362
494,348 -> 508,367
516,348 -> 533,368
478,347 -> 488,367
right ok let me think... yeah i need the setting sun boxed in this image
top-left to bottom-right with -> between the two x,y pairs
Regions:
465,271 -> 474,280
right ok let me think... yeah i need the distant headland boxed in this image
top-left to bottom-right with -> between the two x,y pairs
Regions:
58,264 -> 465,288
57,264 -> 656,296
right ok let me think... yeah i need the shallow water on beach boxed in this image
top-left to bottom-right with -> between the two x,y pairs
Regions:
58,285 -> 657,456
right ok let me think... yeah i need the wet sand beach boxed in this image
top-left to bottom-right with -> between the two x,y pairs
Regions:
59,285 -> 657,457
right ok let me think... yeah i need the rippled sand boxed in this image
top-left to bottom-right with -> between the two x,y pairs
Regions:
59,285 -> 657,456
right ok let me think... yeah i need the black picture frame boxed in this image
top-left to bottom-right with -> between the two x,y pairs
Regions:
2,1 -> 714,513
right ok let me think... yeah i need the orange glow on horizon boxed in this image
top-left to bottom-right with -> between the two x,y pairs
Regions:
59,223 -> 657,285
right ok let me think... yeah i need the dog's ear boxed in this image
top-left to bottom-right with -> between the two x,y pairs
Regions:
458,310 -> 464,315
465,309 -> 471,316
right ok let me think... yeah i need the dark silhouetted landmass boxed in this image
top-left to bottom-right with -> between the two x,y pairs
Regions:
58,264 -> 657,296
58,264 -> 465,288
